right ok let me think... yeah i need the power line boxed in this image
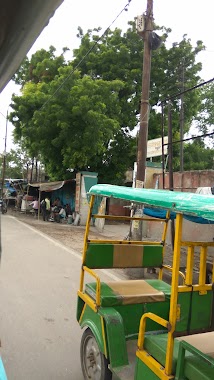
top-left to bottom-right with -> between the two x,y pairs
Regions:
0,111 -> 6,119
40,0 -> 133,110
156,77 -> 214,106
163,131 -> 214,146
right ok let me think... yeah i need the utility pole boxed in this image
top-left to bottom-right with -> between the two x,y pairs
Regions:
136,0 -> 153,188
161,103 -> 165,189
179,62 -> 185,172
132,0 -> 154,242
168,102 -> 175,249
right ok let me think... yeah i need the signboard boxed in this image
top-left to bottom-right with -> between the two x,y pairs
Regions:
147,137 -> 168,158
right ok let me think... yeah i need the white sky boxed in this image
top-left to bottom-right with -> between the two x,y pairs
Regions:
0,0 -> 214,152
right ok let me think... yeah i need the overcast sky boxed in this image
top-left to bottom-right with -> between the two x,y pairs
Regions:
0,0 -> 214,152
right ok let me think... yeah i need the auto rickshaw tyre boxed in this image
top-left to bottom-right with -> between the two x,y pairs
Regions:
80,328 -> 112,380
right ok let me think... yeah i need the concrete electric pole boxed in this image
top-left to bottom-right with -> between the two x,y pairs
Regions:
136,0 -> 154,188
131,0 -> 154,243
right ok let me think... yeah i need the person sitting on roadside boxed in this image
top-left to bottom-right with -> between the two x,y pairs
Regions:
59,207 -> 66,220
29,198 -> 39,216
49,197 -> 63,221
65,203 -> 72,217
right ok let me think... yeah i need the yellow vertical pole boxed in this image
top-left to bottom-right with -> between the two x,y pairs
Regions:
80,195 -> 95,291
159,211 -> 170,280
186,246 -> 194,285
165,213 -> 183,375
199,246 -> 207,286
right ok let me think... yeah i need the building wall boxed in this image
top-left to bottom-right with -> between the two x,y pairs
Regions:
153,170 -> 214,192
108,198 -> 130,216
76,172 -> 98,225
146,169 -> 214,260
145,217 -> 214,261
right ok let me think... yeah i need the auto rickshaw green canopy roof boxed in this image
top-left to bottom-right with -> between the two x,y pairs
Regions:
89,184 -> 214,221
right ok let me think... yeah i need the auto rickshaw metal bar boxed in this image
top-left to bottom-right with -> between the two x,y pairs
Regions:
80,196 -> 95,292
138,312 -> 169,350
161,210 -> 170,244
100,316 -> 107,358
186,246 -> 194,285
165,213 -> 183,375
161,264 -> 185,284
181,241 -> 214,247
88,239 -> 162,245
178,284 -> 212,292
159,211 -> 170,280
79,268 -> 85,293
82,195 -> 95,264
199,246 -> 207,285
78,303 -> 87,324
136,350 -> 174,380
77,290 -> 97,312
92,214 -> 166,222
82,266 -> 101,306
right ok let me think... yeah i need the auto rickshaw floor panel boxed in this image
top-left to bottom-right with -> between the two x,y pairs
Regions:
111,339 -> 137,380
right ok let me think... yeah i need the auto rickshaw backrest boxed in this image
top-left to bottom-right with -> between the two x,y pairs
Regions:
84,243 -> 163,269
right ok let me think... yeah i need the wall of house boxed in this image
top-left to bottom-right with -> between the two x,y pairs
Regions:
145,217 -> 214,261
145,169 -> 214,260
153,170 -> 214,192
75,172 -> 98,225
51,181 -> 76,210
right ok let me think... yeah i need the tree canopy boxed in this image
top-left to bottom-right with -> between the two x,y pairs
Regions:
9,23 -> 213,183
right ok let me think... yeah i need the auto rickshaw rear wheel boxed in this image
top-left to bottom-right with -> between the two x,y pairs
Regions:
80,328 -> 112,380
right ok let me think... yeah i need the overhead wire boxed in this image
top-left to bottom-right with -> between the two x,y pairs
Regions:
40,0 -> 133,110
164,131 -> 214,146
155,77 -> 214,107
0,111 -> 6,119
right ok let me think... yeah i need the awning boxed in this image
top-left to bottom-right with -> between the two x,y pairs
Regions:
28,179 -> 74,192
29,181 -> 65,192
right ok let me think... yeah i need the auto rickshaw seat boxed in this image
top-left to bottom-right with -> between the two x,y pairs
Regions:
84,242 -> 169,306
85,279 -> 171,307
143,332 -> 214,379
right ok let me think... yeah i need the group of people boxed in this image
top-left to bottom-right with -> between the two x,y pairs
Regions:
30,197 -> 73,223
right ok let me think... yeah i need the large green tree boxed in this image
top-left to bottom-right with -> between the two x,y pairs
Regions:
183,139 -> 214,170
4,148 -> 29,178
73,25 -> 204,136
11,64 -> 124,180
10,22 -> 210,183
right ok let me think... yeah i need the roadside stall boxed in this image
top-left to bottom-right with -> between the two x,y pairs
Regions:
28,179 -> 76,220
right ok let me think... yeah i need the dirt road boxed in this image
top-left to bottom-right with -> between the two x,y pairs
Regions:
6,209 -> 129,253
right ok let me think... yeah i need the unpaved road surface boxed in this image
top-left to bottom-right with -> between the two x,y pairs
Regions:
7,209 -> 129,254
